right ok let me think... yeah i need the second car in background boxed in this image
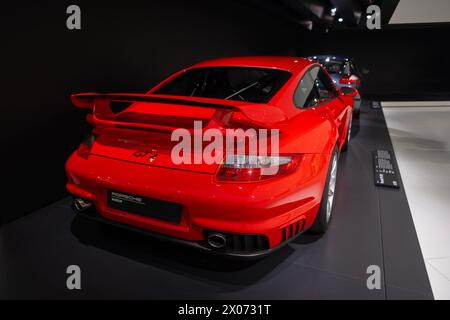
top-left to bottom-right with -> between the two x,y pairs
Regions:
309,55 -> 368,117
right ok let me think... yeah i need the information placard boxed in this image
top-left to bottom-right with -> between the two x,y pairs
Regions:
374,150 -> 400,188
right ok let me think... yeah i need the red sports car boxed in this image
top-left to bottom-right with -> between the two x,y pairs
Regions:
66,56 -> 358,258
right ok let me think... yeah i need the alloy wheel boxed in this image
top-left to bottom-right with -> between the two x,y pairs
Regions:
347,115 -> 352,143
326,154 -> 338,223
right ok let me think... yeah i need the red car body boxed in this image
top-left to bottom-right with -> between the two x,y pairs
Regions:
66,56 -> 357,258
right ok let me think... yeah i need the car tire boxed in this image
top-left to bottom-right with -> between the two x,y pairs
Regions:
341,113 -> 352,152
310,146 -> 339,234
353,94 -> 361,118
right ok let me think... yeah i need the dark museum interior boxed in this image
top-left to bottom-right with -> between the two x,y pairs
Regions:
1,0 -> 450,301
2,0 -> 449,223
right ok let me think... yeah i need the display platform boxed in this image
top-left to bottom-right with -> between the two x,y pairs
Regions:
0,100 -> 433,299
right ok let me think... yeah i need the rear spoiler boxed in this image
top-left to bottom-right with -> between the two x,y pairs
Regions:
71,93 -> 287,131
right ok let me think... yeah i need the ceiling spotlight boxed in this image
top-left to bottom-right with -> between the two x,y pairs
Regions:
331,8 -> 337,16
338,18 -> 344,22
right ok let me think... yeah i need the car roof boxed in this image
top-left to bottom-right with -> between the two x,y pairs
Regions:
190,56 -> 312,72
309,55 -> 351,62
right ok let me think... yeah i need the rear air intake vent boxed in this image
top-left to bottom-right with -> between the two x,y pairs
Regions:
281,219 -> 305,242
203,230 -> 269,253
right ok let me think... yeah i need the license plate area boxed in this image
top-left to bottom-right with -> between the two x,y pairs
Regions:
107,190 -> 182,224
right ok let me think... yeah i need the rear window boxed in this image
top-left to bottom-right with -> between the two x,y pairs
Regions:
155,67 -> 291,103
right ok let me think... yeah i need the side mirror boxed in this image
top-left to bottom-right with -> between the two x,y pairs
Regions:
339,87 -> 358,98
361,68 -> 370,75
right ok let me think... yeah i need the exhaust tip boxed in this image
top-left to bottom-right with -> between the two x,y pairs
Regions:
73,198 -> 93,212
207,233 -> 227,249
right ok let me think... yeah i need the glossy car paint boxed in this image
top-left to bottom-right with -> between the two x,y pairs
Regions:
65,56 -> 355,255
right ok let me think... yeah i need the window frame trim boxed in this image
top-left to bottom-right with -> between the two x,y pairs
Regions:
293,65 -> 338,109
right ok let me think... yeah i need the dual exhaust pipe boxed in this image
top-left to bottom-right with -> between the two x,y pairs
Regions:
207,232 -> 227,249
73,198 -> 93,212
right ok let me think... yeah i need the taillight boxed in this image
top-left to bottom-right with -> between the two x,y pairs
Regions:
339,75 -> 360,85
77,134 -> 96,159
216,154 -> 302,182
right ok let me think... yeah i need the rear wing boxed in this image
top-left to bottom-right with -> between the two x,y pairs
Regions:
71,93 -> 287,131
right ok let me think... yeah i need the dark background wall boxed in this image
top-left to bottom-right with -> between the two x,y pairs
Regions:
1,0 -> 300,224
295,25 -> 450,99
2,0 -> 449,224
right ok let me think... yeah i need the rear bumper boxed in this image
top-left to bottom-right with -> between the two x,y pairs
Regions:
66,151 -> 329,255
72,203 -> 305,259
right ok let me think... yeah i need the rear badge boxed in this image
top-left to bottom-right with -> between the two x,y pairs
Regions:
110,191 -> 145,205
133,149 -> 158,162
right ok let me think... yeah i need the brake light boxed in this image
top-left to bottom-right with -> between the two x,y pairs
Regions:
216,154 -> 302,182
339,75 -> 360,85
77,134 -> 96,159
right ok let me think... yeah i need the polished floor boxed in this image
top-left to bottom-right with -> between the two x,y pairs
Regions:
383,101 -> 450,300
0,101 -> 433,299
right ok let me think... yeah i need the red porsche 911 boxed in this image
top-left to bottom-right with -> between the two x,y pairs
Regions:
66,56 -> 358,258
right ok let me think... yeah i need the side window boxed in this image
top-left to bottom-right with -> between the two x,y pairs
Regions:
349,61 -> 359,76
316,67 -> 336,100
294,66 -> 335,108
294,67 -> 319,108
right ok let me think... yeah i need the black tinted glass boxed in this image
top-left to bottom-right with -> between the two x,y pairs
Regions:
155,67 -> 291,103
294,66 -> 336,108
